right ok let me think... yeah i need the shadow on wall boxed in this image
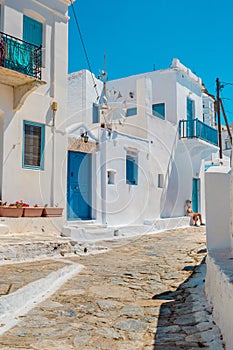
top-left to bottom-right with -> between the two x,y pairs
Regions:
153,256 -> 223,349
160,159 -> 179,218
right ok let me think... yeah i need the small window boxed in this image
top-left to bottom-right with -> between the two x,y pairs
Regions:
126,107 -> 137,117
126,152 -> 138,185
23,121 -> 45,169
107,170 -> 116,185
225,139 -> 231,150
152,103 -> 165,119
93,103 -> 100,123
158,174 -> 164,188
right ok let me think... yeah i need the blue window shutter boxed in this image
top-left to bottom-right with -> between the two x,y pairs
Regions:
126,107 -> 137,117
126,155 -> 138,185
23,15 -> 42,47
133,159 -> 138,185
152,103 -> 165,119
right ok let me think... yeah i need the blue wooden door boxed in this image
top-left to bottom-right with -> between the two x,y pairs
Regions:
67,151 -> 92,220
23,16 -> 42,47
187,98 -> 195,137
23,16 -> 43,76
192,178 -> 200,213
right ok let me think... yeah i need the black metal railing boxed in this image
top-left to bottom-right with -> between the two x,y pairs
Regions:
0,32 -> 42,80
179,119 -> 218,146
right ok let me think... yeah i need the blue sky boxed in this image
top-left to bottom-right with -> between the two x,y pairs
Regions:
68,0 -> 233,122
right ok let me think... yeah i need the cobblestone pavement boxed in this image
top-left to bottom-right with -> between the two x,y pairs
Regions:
0,227 -> 224,349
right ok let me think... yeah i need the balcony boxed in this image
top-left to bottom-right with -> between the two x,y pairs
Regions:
179,119 -> 218,146
0,32 -> 45,110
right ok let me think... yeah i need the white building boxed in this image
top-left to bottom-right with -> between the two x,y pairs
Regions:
0,0 -> 71,210
66,59 -> 219,228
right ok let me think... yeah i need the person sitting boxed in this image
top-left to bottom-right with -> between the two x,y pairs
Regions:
185,200 -> 205,226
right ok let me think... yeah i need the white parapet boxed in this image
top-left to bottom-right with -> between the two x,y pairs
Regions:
205,251 -> 233,349
205,166 -> 232,250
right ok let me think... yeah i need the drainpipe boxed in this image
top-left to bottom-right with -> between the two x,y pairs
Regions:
100,127 -> 107,224
51,102 -> 58,207
50,15 -> 56,207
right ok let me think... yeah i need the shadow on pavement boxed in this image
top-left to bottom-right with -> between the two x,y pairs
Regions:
152,257 -> 223,349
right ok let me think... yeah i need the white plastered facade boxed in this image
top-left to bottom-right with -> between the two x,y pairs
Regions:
67,59 -> 218,226
0,0 -> 71,210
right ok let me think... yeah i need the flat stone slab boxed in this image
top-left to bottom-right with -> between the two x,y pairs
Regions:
0,260 -> 66,294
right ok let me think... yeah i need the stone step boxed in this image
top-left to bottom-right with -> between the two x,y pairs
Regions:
144,216 -> 191,230
62,224 -> 157,242
62,225 -> 115,242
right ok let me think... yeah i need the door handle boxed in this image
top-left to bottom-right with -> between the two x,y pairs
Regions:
74,186 -> 79,190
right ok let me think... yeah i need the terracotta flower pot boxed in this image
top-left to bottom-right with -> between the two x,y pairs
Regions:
0,206 -> 23,217
42,207 -> 63,217
23,207 -> 44,217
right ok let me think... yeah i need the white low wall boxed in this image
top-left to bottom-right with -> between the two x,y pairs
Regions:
205,166 -> 232,250
205,251 -> 233,349
205,165 -> 233,349
0,217 -> 64,234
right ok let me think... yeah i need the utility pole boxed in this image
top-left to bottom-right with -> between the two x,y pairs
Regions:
100,54 -> 108,225
216,77 -> 223,160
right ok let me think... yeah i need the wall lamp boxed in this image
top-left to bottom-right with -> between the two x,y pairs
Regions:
81,132 -> 89,143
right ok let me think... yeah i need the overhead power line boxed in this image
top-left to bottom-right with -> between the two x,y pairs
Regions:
69,0 -> 99,101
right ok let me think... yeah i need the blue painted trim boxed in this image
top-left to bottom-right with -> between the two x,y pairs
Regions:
22,120 -> 45,170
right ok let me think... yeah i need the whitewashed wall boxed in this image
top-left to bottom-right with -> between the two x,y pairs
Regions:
0,0 -> 69,208
67,61 -> 218,225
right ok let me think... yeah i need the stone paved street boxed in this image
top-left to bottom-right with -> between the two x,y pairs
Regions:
0,227 -> 224,349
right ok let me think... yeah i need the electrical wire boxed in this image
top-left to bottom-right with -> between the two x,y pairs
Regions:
69,0 -> 100,101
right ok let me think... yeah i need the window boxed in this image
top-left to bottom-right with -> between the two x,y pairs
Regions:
152,103 -> 165,119
107,170 -> 116,185
158,174 -> 164,188
23,121 -> 45,169
225,138 -> 231,150
23,15 -> 43,47
126,152 -> 138,185
93,103 -> 100,123
126,107 -> 137,117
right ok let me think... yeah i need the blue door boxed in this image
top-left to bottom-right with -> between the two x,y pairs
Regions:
23,16 -> 43,47
187,98 -> 195,137
67,151 -> 92,220
192,178 -> 200,213
23,16 -> 42,76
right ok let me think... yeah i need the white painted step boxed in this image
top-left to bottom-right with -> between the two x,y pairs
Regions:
62,224 -> 155,242
62,225 -> 115,242
144,216 -> 191,230
0,262 -> 83,335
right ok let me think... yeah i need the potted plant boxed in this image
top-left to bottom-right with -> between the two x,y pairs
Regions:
23,204 -> 44,217
0,200 -> 27,218
42,205 -> 63,217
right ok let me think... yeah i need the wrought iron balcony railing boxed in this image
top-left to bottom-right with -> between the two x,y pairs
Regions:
0,31 -> 42,80
179,119 -> 218,146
